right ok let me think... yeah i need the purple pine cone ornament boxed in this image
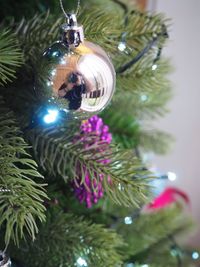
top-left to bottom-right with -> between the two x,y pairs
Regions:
73,115 -> 112,208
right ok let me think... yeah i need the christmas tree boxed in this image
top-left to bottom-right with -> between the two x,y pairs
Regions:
0,0 -> 199,266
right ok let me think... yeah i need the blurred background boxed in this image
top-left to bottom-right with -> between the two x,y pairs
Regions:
146,0 -> 200,247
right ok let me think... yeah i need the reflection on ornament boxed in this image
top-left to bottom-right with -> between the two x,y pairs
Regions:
42,42 -> 115,115
37,14 -> 116,119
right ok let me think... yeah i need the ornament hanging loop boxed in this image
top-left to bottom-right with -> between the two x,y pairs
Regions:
59,0 -> 83,47
61,13 -> 84,47
59,0 -> 81,19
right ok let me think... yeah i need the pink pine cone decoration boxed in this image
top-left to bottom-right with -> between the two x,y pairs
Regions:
73,115 -> 112,208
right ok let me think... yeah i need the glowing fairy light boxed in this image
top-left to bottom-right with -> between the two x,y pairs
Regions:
76,257 -> 88,267
141,94 -> 148,102
167,172 -> 177,182
124,217 -> 133,225
152,64 -> 158,70
192,251 -> 199,260
118,41 -> 126,52
43,109 -> 59,124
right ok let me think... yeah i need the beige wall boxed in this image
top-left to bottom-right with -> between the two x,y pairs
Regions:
147,0 -> 200,246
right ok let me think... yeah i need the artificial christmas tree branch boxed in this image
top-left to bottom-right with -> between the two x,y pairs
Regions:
0,97 -> 47,247
27,126 -> 151,207
0,29 -> 22,85
3,8 -> 172,154
117,205 -> 193,257
11,208 -> 125,267
0,1 -> 198,266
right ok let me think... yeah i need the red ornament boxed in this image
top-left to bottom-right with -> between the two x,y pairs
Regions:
145,187 -> 190,211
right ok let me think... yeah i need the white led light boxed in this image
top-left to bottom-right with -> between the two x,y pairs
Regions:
118,42 -> 126,52
192,251 -> 199,260
167,172 -> 177,182
52,51 -> 59,57
60,58 -> 66,65
51,69 -> 56,76
142,265 -> 149,267
152,64 -> 158,70
124,217 -> 133,225
118,183 -> 124,191
43,109 -> 59,124
76,257 -> 88,266
141,94 -> 148,102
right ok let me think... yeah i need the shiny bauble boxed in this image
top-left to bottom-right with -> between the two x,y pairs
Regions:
38,39 -> 116,118
0,252 -> 11,267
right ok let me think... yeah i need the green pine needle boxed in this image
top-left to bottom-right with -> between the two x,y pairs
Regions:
0,96 -> 47,247
0,29 -> 23,85
13,208 -> 125,267
27,126 -> 152,208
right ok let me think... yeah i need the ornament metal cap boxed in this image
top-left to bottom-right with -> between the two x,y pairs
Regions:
0,252 -> 11,267
61,13 -> 84,47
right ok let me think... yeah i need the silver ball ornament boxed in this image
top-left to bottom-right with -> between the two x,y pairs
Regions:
38,14 -> 115,118
0,251 -> 11,267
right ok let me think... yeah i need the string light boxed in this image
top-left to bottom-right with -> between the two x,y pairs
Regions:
118,41 -> 127,52
76,257 -> 88,267
52,51 -> 60,57
124,217 -> 133,225
0,188 -> 10,192
192,251 -> 199,260
60,58 -> 66,65
152,64 -> 158,70
167,172 -> 177,182
140,94 -> 148,102
43,109 -> 59,124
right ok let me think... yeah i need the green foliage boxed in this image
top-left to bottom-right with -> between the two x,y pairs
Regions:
138,129 -> 174,154
6,2 -> 172,154
0,29 -> 22,85
27,125 -> 152,207
0,1 -> 195,266
116,205 -> 193,265
102,110 -> 141,149
12,208 -> 125,267
115,58 -> 172,119
82,1 -> 172,152
79,7 -> 123,54
15,13 -> 62,63
0,96 -> 47,247
0,0 -> 77,21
